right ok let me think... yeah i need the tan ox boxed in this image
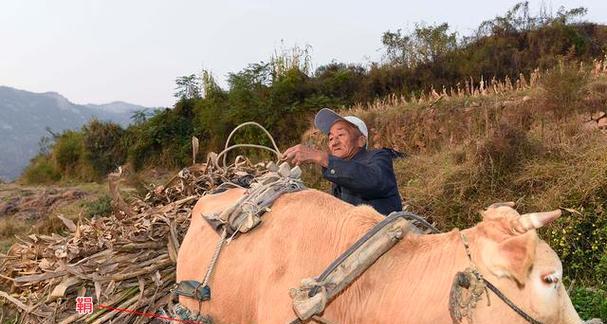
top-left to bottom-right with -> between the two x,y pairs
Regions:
177,189 -> 583,323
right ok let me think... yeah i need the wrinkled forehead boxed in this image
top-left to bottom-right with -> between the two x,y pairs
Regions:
329,120 -> 356,135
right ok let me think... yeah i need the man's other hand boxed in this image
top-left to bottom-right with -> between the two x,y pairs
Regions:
282,144 -> 328,167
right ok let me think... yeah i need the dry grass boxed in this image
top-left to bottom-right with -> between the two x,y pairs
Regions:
302,65 -> 607,297
301,64 -> 607,227
390,122 -> 607,229
0,182 -> 112,253
0,218 -> 29,252
394,149 -> 480,228
514,133 -> 607,209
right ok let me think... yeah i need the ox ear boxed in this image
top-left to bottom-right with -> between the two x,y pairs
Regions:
486,231 -> 537,286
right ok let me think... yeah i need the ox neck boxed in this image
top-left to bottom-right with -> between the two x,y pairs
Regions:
396,229 -> 475,272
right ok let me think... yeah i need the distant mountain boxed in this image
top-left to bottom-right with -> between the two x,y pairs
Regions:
0,86 -> 153,181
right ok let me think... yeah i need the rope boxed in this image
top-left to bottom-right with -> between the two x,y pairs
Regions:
194,227 -> 228,314
213,181 -> 246,192
482,280 -> 542,324
215,122 -> 283,171
202,227 -> 228,287
289,315 -> 338,324
216,144 -> 281,169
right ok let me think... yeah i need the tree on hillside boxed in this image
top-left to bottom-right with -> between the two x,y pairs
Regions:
554,6 -> 587,25
381,29 -> 414,66
82,120 -> 126,177
37,136 -> 53,155
37,127 -> 59,155
130,109 -> 149,125
475,1 -> 587,38
271,42 -> 312,80
174,74 -> 201,99
477,1 -> 534,37
382,23 -> 457,67
413,23 -> 458,64
314,63 -> 367,104
201,70 -> 224,99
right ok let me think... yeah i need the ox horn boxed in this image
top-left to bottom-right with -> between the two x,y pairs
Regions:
487,202 -> 516,209
517,210 -> 562,232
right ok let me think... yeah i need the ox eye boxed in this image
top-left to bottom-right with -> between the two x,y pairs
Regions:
541,273 -> 559,285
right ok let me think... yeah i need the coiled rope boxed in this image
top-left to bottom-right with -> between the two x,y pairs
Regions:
214,122 -> 283,171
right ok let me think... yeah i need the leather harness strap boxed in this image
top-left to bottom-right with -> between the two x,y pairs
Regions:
289,211 -> 432,323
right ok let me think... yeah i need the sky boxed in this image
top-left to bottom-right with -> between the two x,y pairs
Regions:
1,0 -> 606,108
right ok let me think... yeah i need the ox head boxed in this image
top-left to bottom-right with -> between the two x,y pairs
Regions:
473,202 -> 583,324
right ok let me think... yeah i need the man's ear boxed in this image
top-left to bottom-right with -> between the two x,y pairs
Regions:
357,135 -> 367,148
484,231 -> 537,286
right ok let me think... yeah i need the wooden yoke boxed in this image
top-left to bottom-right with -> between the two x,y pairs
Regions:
290,217 -> 412,320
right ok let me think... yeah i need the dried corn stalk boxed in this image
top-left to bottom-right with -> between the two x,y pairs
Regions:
0,157 -> 267,323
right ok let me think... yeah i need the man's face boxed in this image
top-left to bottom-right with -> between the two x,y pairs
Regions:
328,121 -> 364,159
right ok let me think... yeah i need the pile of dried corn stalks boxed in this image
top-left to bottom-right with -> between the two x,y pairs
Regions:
0,156 -> 267,323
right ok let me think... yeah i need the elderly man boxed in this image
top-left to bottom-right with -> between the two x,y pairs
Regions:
283,108 -> 402,215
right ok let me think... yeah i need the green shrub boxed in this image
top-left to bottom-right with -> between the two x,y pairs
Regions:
548,203 -> 607,286
126,107 -> 194,170
569,286 -> 607,320
21,155 -> 61,184
82,195 -> 112,218
82,119 -> 126,178
53,131 -> 84,174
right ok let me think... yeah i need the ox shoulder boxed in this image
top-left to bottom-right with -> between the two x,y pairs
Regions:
290,213 -> 414,321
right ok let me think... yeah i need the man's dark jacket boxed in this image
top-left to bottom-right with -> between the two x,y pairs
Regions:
322,148 -> 402,215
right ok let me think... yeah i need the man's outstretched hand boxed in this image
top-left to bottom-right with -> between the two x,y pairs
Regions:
282,144 -> 329,167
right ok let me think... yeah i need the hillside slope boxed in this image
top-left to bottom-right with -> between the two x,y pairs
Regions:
301,61 -> 607,319
0,86 -> 151,181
